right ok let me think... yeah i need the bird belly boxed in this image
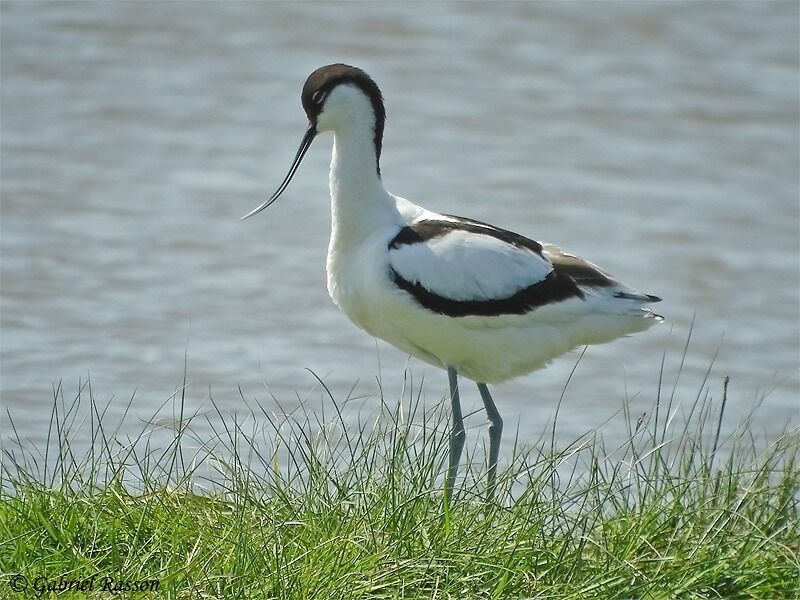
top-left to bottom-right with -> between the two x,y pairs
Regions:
369,299 -> 657,384
368,304 -> 578,383
328,265 -> 578,383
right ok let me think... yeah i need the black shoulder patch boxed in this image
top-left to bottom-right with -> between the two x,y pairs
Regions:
388,218 -> 544,255
388,225 -> 426,249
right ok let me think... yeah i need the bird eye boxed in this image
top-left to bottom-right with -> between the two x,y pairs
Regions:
311,90 -> 326,105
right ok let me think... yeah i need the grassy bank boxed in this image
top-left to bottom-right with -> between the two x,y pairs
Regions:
1,371 -> 798,599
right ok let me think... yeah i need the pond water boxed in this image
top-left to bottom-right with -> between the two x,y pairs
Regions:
2,2 -> 798,463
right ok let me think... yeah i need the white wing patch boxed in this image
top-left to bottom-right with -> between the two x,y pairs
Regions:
389,228 -> 553,301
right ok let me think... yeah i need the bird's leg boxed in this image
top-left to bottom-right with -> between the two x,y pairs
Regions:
477,383 -> 503,501
445,366 -> 465,503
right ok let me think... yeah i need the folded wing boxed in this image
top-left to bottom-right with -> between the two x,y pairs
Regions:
388,219 -> 585,317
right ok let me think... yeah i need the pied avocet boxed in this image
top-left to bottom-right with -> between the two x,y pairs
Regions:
243,64 -> 662,500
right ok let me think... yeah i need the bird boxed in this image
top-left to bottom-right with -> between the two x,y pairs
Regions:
243,63 -> 662,502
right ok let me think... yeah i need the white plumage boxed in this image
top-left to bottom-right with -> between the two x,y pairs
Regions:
244,64 -> 661,500
327,197 -> 659,384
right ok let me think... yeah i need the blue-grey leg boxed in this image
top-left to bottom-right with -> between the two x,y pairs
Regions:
445,366 -> 465,502
477,383 -> 503,500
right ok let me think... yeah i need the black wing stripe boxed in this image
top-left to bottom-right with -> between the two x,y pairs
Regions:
391,268 -> 583,317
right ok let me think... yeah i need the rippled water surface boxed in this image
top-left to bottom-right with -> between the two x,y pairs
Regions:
2,2 -> 798,455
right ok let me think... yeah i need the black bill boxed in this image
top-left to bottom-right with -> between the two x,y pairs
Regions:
241,124 -> 317,220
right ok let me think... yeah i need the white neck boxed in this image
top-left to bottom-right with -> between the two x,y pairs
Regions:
328,122 -> 398,246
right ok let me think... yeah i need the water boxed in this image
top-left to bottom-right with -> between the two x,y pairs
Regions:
2,2 -> 798,459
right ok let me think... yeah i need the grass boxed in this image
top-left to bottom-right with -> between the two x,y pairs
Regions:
1,359 -> 798,599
